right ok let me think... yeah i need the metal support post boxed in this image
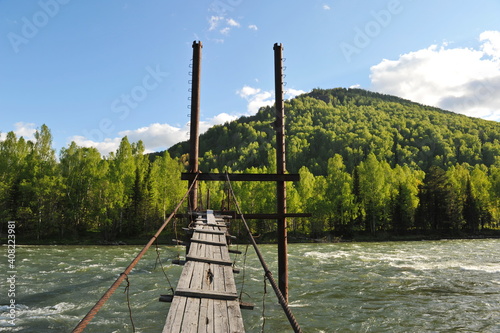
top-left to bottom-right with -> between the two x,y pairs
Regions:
188,41 -> 202,212
274,42 -> 288,303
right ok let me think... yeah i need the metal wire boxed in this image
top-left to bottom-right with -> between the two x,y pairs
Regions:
72,173 -> 199,333
154,241 -> 174,294
224,172 -> 303,333
124,276 -> 136,332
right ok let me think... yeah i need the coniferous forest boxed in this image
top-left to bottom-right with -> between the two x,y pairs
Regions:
2,88 -> 500,243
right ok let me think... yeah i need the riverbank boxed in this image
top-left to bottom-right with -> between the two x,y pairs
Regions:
4,228 -> 500,246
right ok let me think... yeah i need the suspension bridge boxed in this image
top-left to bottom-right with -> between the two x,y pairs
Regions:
72,41 -> 308,333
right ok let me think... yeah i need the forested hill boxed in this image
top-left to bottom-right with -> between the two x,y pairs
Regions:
169,88 -> 500,175
2,88 -> 500,243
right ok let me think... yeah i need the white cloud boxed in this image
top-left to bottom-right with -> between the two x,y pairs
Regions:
14,122 -> 37,140
238,86 -> 261,98
69,114 -> 239,155
1,122 -> 37,141
226,18 -> 240,27
248,24 -> 258,31
237,86 -> 274,114
205,112 -> 238,126
481,30 -> 500,59
208,17 -> 241,38
237,85 -> 307,114
70,136 -> 124,156
285,88 -> 307,99
208,16 -> 223,31
323,4 -> 331,10
370,31 -> 500,120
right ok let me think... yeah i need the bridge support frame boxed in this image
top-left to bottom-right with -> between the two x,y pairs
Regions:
184,41 -> 309,305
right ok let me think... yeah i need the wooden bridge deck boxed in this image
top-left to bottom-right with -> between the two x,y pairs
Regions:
163,210 -> 245,333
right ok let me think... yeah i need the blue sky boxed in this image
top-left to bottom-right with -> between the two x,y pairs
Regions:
1,0 -> 500,155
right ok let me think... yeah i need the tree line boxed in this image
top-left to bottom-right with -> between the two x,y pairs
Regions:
0,125 -> 185,242
2,88 -> 500,242
169,88 -> 500,239
188,153 -> 500,240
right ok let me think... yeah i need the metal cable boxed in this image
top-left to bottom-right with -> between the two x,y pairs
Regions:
154,241 -> 174,294
225,172 -> 303,333
72,173 -> 199,333
124,276 -> 136,332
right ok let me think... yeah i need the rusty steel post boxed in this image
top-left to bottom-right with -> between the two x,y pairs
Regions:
189,41 -> 202,211
274,42 -> 288,303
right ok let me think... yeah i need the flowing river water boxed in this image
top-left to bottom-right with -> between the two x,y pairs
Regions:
1,239 -> 499,332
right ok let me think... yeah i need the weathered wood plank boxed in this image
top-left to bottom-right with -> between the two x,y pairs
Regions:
223,266 -> 237,294
176,261 -> 195,290
189,257 -> 205,291
182,297 -> 201,333
197,298 -> 213,333
214,299 -> 230,332
175,288 -> 238,301
164,211 -> 245,332
163,296 -> 188,333
190,238 -> 227,246
228,300 -> 245,332
206,212 -> 217,225
186,255 -> 233,266
193,229 -> 226,235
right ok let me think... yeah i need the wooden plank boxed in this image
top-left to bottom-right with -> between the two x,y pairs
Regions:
186,255 -> 233,266
239,301 -> 255,310
206,213 -> 217,225
239,213 -> 312,219
175,288 -> 238,301
189,258 -> 205,291
193,229 -> 226,235
163,296 -> 188,333
228,300 -> 245,332
197,298 -> 213,333
176,261 -> 195,290
220,244 -> 231,262
188,242 -> 206,262
181,172 -> 300,182
182,297 -> 201,333
194,222 -> 227,227
214,299 -> 229,332
174,212 -> 312,219
190,238 -> 227,246
210,244 -> 224,261
159,294 -> 174,303
222,266 -> 237,294
164,211 -> 245,332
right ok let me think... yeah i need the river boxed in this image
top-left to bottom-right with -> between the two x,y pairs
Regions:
1,239 -> 499,332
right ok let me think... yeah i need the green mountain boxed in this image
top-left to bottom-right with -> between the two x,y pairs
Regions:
169,88 -> 500,175
2,88 -> 499,243
167,88 -> 500,239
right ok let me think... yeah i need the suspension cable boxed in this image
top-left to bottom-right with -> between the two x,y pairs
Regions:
72,173 -> 199,333
224,172 -> 303,333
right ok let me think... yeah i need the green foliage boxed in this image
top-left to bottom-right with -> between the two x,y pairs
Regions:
170,88 -> 500,174
168,88 -> 500,238
0,127 -> 186,242
2,88 -> 500,242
